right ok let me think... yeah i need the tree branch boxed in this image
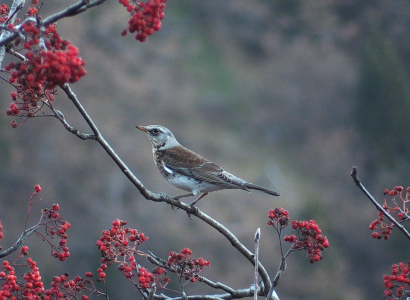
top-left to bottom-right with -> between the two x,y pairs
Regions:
48,106 -> 96,140
0,0 -> 108,48
0,224 -> 39,258
57,84 -> 273,296
0,0 -> 25,68
351,166 -> 410,240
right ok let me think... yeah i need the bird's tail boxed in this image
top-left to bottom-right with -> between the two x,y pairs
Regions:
244,183 -> 280,196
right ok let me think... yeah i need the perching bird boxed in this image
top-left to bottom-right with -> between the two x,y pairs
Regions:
137,125 -> 280,206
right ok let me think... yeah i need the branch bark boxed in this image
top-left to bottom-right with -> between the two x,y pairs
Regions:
351,166 -> 410,240
0,224 -> 39,258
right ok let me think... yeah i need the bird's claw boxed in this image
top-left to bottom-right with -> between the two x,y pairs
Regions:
171,196 -> 181,211
186,204 -> 198,219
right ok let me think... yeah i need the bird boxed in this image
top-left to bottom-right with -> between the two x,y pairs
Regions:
136,125 -> 280,206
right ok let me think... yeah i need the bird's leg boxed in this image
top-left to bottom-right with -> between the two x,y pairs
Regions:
189,193 -> 208,207
185,193 -> 208,219
173,193 -> 194,200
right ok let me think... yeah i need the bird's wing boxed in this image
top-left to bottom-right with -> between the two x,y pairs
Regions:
158,146 -> 247,189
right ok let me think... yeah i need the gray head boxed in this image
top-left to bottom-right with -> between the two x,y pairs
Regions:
136,125 -> 180,149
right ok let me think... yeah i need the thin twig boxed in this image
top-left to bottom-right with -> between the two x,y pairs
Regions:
253,228 -> 260,300
351,166 -> 410,240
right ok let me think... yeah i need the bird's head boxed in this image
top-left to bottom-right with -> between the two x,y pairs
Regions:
136,125 -> 180,149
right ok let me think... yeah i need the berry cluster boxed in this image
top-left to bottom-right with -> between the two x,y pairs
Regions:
0,186 -> 103,299
370,186 -> 410,240
5,21 -> 86,127
383,262 -> 410,299
268,208 -> 329,264
43,273 -> 103,300
41,203 -> 71,261
96,219 -> 148,279
135,266 -> 169,289
26,0 -> 39,16
167,248 -> 210,282
287,220 -> 329,263
7,23 -> 86,89
0,4 -> 9,21
97,219 -> 148,271
119,0 -> 166,42
369,210 -> 393,240
96,219 -> 170,291
285,220 -> 330,263
268,207 -> 290,229
0,256 -> 45,299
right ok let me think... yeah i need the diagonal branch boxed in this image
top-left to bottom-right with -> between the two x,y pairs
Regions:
351,166 -> 410,240
60,84 -> 174,202
0,224 -> 39,258
58,84 -> 273,296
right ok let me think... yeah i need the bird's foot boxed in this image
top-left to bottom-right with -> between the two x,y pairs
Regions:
186,204 -> 198,219
171,196 -> 182,211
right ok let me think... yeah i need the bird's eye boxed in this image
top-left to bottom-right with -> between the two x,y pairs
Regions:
151,128 -> 160,135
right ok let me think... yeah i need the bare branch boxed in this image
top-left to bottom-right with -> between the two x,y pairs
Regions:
351,166 -> 410,240
48,106 -> 96,140
0,224 -> 39,258
60,84 -> 180,203
253,228 -> 260,300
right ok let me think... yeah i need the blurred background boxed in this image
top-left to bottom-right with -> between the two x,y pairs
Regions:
1,0 -> 410,299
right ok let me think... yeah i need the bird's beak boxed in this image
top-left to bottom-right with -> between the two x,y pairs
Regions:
136,125 -> 148,133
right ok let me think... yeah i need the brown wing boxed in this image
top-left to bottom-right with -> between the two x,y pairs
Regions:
158,146 -> 247,189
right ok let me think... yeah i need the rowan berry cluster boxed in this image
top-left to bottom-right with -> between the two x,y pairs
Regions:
0,255 -> 45,299
286,219 -> 330,263
26,0 -> 39,16
41,203 -> 71,262
268,207 -> 290,229
0,4 -> 9,20
7,22 -> 86,89
43,273 -> 102,300
268,208 -> 329,264
5,20 -> 86,127
370,186 -> 410,240
383,262 -> 410,299
97,219 -> 148,277
167,248 -> 210,282
23,184 -> 71,262
135,266 -> 169,289
96,219 -> 170,292
119,0 -> 166,42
